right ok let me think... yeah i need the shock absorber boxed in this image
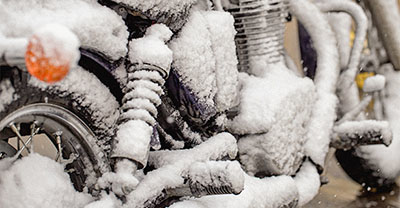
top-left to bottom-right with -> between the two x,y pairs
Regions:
226,0 -> 289,75
119,64 -> 167,129
109,24 -> 173,195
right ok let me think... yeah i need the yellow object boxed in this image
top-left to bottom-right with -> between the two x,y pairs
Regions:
356,72 -> 375,89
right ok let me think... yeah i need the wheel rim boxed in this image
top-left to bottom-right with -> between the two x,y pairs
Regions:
0,102 -> 103,191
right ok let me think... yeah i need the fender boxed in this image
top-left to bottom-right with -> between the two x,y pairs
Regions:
78,49 -> 124,104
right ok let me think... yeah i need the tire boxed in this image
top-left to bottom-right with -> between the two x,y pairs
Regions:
0,65 -> 119,192
335,149 -> 396,192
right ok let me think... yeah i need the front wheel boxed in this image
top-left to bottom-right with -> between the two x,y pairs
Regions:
0,65 -> 119,192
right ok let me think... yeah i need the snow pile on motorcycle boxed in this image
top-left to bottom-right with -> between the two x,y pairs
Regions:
0,0 -> 356,208
0,0 -> 129,60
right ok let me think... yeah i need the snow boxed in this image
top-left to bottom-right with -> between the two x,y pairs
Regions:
113,0 -> 196,32
29,66 -> 120,140
84,192 -> 121,208
358,69 -> 400,179
169,174 -> 299,208
363,74 -> 386,93
112,64 -> 128,89
169,10 -> 240,113
316,0 -> 368,115
129,24 -> 173,73
28,24 -> 80,69
187,161 -> 244,195
333,120 -> 392,147
124,132 -> 238,207
0,153 -> 93,208
293,161 -> 320,207
98,159 -> 140,196
113,0 -> 197,17
369,0 -> 400,71
229,64 -> 315,176
111,120 -> 153,168
204,11 -> 239,112
323,1 -> 352,70
0,0 -> 128,60
0,1 -> 348,207
0,38 -> 28,66
290,0 -> 340,167
169,11 -> 217,108
0,79 -> 17,113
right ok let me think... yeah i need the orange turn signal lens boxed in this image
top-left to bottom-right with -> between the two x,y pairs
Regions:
25,35 -> 70,83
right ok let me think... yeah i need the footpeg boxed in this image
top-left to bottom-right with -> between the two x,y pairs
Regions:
166,161 -> 244,198
331,120 -> 392,149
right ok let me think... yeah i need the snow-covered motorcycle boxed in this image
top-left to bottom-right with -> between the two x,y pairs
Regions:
0,0 -> 392,207
327,0 -> 400,193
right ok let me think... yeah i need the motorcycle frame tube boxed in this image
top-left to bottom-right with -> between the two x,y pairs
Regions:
315,0 -> 368,116
364,0 -> 400,71
0,38 -> 27,67
290,0 -> 340,168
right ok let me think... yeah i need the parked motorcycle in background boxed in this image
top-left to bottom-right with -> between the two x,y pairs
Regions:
0,0 -> 398,207
331,0 -> 400,192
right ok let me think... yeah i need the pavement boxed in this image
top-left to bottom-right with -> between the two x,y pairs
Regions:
304,150 -> 400,208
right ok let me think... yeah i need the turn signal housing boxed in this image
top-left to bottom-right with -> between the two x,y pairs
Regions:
25,24 -> 80,83
25,35 -> 69,83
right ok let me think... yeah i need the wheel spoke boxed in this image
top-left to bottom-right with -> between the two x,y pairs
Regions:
13,121 -> 40,158
54,131 -> 63,162
9,123 -> 30,153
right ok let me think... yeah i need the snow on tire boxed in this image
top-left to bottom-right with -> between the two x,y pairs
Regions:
0,65 -> 119,192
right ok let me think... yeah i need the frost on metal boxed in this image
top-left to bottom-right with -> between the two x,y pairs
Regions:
0,0 -> 128,60
230,64 -> 315,176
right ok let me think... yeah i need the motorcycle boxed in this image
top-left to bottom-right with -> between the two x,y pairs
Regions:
330,0 -> 400,193
0,0 -> 394,207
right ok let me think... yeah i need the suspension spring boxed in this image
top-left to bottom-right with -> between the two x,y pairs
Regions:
190,182 -> 237,197
228,0 -> 289,73
119,64 -> 167,127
